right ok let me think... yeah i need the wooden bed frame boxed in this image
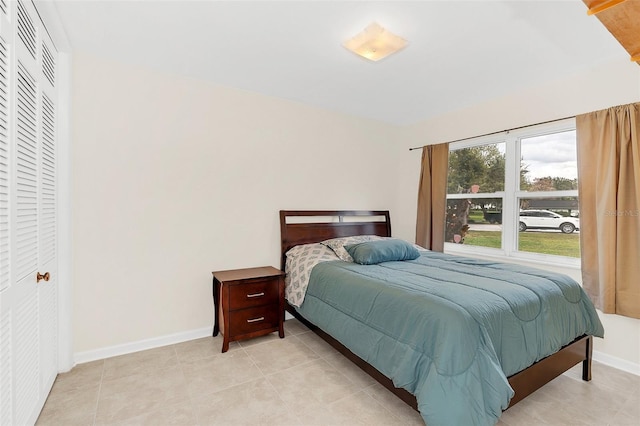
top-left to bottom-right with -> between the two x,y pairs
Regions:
279,210 -> 593,412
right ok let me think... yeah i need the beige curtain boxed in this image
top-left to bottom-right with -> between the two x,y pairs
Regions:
416,143 -> 449,251
576,102 -> 640,319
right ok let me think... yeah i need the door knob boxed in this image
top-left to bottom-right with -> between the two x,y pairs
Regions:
36,272 -> 50,283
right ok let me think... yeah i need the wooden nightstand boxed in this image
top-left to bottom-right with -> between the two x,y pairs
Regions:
212,266 -> 285,352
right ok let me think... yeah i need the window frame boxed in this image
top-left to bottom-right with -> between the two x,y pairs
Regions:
444,118 -> 580,268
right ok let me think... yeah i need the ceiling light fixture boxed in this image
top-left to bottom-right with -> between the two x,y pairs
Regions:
343,22 -> 407,62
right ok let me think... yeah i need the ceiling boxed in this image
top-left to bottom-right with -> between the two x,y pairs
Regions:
50,0 -> 627,125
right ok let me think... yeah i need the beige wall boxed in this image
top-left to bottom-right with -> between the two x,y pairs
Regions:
71,52 -> 400,353
72,51 -> 640,372
392,57 -> 640,369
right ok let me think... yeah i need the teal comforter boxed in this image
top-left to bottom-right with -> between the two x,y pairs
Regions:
297,251 -> 604,426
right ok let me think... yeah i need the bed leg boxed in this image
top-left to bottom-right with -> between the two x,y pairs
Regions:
582,335 -> 593,381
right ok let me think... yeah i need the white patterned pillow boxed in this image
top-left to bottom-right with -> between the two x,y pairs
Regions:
320,235 -> 384,262
285,243 -> 339,307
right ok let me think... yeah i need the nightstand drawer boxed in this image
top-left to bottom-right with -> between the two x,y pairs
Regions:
230,305 -> 279,335
229,279 -> 279,310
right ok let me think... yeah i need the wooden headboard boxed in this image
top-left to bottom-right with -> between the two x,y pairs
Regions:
279,210 -> 391,270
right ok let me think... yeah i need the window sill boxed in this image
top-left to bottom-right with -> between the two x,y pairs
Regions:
444,245 -> 581,272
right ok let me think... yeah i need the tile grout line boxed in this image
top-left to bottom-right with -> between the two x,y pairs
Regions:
259,332 -> 389,424
237,334 -> 281,350
186,338 -> 271,423
303,332 -> 414,424
242,338 -> 267,380
262,357 -> 319,379
262,373 -> 294,419
604,386 -> 635,425
258,330 -> 338,421
249,334 -> 323,377
181,336 -> 266,422
172,343 -> 200,426
328,387 -> 406,423
361,388 -> 411,424
91,360 -> 106,426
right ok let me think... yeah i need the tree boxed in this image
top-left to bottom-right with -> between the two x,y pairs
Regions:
519,172 -> 578,192
446,145 -> 505,242
520,162 -> 531,191
445,199 -> 470,243
447,147 -> 486,193
529,177 -> 555,192
448,145 -> 505,194
548,176 -> 577,191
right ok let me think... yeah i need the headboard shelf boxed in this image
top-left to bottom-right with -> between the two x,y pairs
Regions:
279,210 -> 391,269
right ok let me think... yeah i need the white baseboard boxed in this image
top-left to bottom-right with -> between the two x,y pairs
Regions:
73,326 -> 213,365
593,350 -> 640,376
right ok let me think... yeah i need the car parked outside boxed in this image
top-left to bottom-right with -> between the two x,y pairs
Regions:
519,210 -> 580,234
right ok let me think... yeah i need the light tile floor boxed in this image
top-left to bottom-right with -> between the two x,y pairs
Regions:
37,319 -> 640,426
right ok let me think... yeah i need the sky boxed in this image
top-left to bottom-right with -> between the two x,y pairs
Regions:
520,130 -> 577,180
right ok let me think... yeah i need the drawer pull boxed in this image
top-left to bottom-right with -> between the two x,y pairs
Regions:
246,292 -> 265,298
247,317 -> 265,323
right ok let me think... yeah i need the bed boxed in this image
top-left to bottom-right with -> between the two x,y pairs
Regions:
279,210 -> 604,426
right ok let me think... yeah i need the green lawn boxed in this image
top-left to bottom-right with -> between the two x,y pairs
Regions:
468,211 -> 485,223
467,210 -> 501,224
463,231 -> 580,258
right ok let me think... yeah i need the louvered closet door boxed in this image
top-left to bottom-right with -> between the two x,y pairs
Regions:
0,0 -> 59,424
0,3 -> 15,424
0,1 -> 13,424
38,32 -> 58,403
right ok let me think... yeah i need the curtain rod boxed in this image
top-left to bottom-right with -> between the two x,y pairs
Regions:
408,115 -> 575,151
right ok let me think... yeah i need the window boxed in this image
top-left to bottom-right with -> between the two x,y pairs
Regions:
445,119 -> 579,264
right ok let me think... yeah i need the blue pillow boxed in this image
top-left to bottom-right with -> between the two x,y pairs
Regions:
344,239 -> 421,265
